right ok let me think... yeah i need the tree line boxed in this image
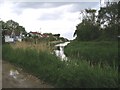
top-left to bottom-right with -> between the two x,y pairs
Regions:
74,2 -> 119,41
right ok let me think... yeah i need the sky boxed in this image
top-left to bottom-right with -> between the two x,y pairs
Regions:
0,0 -> 104,40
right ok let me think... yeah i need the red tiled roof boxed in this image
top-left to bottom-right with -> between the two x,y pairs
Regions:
30,32 -> 42,35
29,32 -> 50,37
42,34 -> 49,37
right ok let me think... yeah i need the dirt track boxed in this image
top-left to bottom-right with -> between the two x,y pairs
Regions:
2,60 -> 54,88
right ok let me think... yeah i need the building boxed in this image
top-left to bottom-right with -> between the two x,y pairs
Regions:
28,31 -> 50,38
3,29 -> 23,43
29,31 -> 43,38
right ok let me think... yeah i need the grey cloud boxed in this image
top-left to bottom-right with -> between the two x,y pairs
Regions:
38,12 -> 62,20
14,2 -> 71,9
69,2 -> 99,12
12,2 -> 99,15
12,2 -> 70,15
14,2 -> 98,10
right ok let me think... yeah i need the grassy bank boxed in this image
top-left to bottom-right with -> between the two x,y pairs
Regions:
2,44 -> 118,88
10,41 -> 53,52
64,41 -> 118,68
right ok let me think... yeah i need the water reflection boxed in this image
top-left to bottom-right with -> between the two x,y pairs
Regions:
54,42 -> 70,61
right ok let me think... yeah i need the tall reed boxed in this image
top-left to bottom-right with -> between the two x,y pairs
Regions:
10,41 -> 53,52
64,41 -> 118,68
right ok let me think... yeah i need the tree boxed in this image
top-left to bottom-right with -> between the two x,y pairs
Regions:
0,20 -> 7,30
74,9 -> 100,41
16,26 -> 27,34
6,20 -> 19,30
97,2 -> 119,40
1,19 -> 27,43
74,2 -> 119,41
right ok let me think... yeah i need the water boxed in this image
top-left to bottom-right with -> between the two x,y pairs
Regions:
54,42 -> 70,61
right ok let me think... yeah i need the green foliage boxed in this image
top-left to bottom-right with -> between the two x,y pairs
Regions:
74,2 -> 119,41
1,19 -> 27,42
2,44 -> 118,88
64,41 -> 118,68
0,20 -> 6,29
6,20 -> 19,29
98,2 -> 119,40
48,36 -> 56,41
16,26 -> 27,34
74,20 -> 100,41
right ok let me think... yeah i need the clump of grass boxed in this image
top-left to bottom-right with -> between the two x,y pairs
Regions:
2,44 -> 118,88
56,60 -> 118,88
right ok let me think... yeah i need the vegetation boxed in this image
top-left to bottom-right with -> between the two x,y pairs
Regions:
64,41 -> 118,68
1,20 -> 26,33
65,2 -> 119,67
74,2 -> 119,41
2,44 -> 118,88
1,19 -> 69,44
1,20 -> 27,43
2,1 -> 119,88
10,41 -> 53,53
64,2 -> 119,87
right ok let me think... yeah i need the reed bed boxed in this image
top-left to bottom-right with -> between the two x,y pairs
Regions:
64,41 -> 118,68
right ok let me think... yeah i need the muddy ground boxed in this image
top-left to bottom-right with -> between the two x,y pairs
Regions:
2,60 -> 54,88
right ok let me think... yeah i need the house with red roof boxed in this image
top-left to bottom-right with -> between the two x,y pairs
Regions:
28,31 -> 50,38
29,31 -> 43,38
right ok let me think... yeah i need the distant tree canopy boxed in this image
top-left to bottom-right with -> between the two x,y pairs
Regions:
16,26 -> 27,34
74,2 -> 119,41
53,34 -> 60,37
1,20 -> 27,34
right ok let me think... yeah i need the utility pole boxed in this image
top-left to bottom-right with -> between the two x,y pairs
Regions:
100,0 -> 101,8
40,28 -> 41,33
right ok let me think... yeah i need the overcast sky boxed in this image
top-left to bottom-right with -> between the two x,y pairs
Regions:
0,1 -> 102,40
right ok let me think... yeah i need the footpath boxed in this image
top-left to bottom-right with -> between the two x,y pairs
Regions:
2,60 -> 54,88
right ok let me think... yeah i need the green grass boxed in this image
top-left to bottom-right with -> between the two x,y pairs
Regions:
64,41 -> 118,68
2,44 -> 118,88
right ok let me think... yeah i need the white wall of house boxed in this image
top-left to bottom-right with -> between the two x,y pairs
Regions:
5,35 -> 22,42
5,36 -> 14,42
15,36 -> 22,42
17,38 -> 22,42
